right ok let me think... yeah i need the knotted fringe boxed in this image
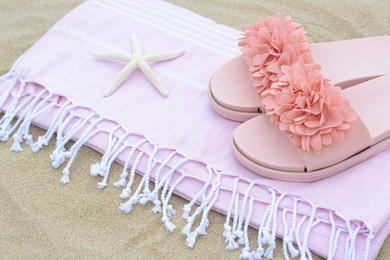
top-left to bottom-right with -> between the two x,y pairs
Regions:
95,130 -> 135,189
137,144 -> 160,205
223,177 -> 240,250
235,182 -> 255,248
149,150 -> 177,214
0,76 -> 28,142
260,190 -> 286,259
181,165 -> 213,221
89,124 -> 121,178
158,157 -> 189,232
9,89 -> 54,151
239,196 -> 255,259
184,168 -> 222,248
113,140 -> 144,188
119,151 -> 144,199
282,199 -> 300,259
59,117 -> 104,184
0,73 -> 376,259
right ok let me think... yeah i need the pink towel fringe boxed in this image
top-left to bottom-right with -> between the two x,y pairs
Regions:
0,72 -> 374,260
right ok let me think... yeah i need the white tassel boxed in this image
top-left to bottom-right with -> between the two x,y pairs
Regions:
301,206 -> 317,260
90,122 -> 120,177
161,216 -> 176,233
52,109 -> 76,148
241,195 -> 256,258
10,140 -> 23,152
197,225 -> 208,236
253,248 -> 264,259
225,186 -> 240,251
148,192 -> 155,201
327,211 -> 337,259
151,200 -> 162,214
255,205 -> 271,258
24,134 -> 33,145
30,136 -> 45,152
51,158 -> 63,169
138,194 -> 150,205
0,133 -> 10,142
11,92 -> 54,150
52,114 -> 94,166
0,80 -> 27,137
97,132 -> 132,192
119,152 -> 144,199
240,247 -> 251,259
139,145 -> 159,201
179,165 -> 213,222
50,150 -> 66,169
113,139 -> 148,187
225,235 -> 239,251
98,167 -> 107,177
233,182 -> 255,249
185,170 -> 221,245
10,133 -> 23,152
235,230 -> 245,245
120,171 -> 147,212
159,168 -> 188,235
364,228 -> 374,260
58,127 -> 102,186
119,188 -> 131,199
261,228 -> 272,245
0,130 -> 9,142
286,235 -> 299,257
119,197 -> 138,213
60,169 -> 70,184
182,204 -> 191,220
148,152 -> 177,215
166,204 -> 176,217
264,241 -> 276,259
203,218 -> 209,229
97,181 -> 108,190
295,216 -> 308,259
181,217 -> 194,236
224,178 -> 240,250
0,75 -> 18,111
28,101 -> 73,152
90,163 -> 102,177
88,118 -> 115,177
223,223 -> 232,238
137,190 -> 155,205
284,199 -> 300,259
149,192 -> 160,210
185,230 -> 199,248
114,175 -> 127,188
224,177 -> 240,237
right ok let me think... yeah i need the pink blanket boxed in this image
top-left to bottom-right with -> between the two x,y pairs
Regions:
1,0 -> 389,259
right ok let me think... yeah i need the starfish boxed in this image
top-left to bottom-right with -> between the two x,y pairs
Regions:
93,34 -> 184,97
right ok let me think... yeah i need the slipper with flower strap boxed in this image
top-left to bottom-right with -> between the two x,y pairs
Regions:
231,56 -> 390,182
209,13 -> 390,122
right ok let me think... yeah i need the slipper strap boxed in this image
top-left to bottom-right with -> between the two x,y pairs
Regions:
299,114 -> 371,172
240,13 -> 358,155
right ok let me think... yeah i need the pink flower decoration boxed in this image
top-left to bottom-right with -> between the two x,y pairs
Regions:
238,12 -> 312,94
239,13 -> 357,154
262,58 -> 357,154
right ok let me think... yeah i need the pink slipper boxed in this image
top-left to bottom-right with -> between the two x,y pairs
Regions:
209,13 -> 390,122
231,54 -> 390,182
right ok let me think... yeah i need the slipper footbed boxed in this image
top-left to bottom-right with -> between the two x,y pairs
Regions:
232,74 -> 390,181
